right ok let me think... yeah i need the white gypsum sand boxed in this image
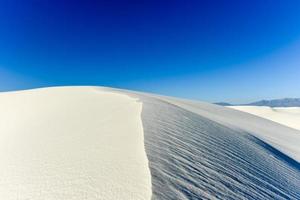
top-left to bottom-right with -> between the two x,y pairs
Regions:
0,87 -> 151,200
137,93 -> 300,163
1,86 -> 300,199
229,106 -> 300,131
125,92 -> 300,199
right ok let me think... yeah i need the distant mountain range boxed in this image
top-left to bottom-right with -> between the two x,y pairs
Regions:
214,102 -> 233,106
215,98 -> 300,107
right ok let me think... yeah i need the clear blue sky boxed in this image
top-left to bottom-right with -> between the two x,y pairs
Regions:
1,0 -> 300,103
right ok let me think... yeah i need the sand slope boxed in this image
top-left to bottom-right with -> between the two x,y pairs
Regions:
1,86 -> 300,199
138,94 -> 300,199
229,106 -> 300,131
0,87 -> 151,200
147,95 -> 300,163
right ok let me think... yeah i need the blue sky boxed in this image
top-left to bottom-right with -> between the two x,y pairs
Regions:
1,0 -> 300,103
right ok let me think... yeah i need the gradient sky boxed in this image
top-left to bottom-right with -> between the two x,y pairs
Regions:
1,0 -> 300,103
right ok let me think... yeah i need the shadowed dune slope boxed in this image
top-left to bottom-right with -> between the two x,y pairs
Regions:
138,95 -> 300,200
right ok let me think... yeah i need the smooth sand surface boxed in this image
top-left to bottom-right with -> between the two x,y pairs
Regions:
229,106 -> 300,131
0,87 -> 151,200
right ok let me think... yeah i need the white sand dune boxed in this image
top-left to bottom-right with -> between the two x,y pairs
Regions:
229,106 -> 300,131
0,86 -> 300,199
131,92 -> 300,199
0,87 -> 151,200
